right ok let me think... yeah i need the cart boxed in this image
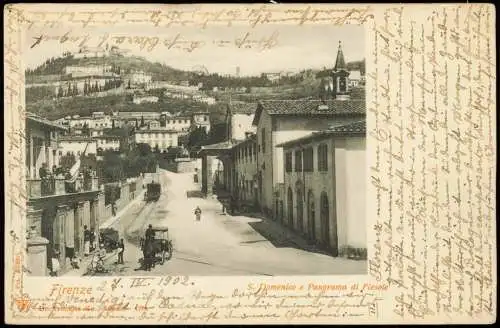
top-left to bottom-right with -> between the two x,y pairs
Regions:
99,228 -> 119,253
144,182 -> 161,202
140,226 -> 173,265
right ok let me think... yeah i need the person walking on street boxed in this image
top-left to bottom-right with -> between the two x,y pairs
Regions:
112,202 -> 117,216
90,229 -> 96,252
145,224 -> 155,240
117,239 -> 125,264
195,206 -> 202,221
50,250 -> 60,277
83,225 -> 91,256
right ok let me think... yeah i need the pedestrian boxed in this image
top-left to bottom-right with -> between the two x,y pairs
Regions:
195,206 -> 201,221
83,225 -> 91,256
90,229 -> 96,252
39,163 -> 48,179
50,250 -> 60,277
117,238 -> 125,264
145,224 -> 155,240
112,202 -> 117,216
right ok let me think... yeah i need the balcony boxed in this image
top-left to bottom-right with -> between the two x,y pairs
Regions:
27,177 -> 100,199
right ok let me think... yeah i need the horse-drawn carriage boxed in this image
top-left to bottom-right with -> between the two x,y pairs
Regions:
145,182 -> 161,202
99,228 -> 120,252
140,226 -> 173,270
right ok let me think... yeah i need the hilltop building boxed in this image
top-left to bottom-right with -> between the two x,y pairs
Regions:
64,65 -> 112,77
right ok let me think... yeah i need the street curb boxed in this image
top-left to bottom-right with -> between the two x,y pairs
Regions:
100,189 -> 146,229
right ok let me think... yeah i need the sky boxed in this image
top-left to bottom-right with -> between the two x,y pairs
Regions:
24,24 -> 365,76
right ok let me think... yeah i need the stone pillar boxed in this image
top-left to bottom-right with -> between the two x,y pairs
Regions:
26,206 -> 43,237
65,204 -> 75,265
74,202 -> 84,256
55,205 -> 68,267
27,233 -> 49,276
201,154 -> 208,195
83,201 -> 91,230
29,135 -> 34,178
90,197 -> 98,231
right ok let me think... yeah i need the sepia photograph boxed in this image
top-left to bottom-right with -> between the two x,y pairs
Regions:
23,23 -> 367,277
5,3 -> 496,325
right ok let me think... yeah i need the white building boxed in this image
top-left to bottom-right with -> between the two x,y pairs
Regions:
94,135 -> 121,151
64,65 -> 112,77
276,120 -> 367,258
126,71 -> 152,86
192,112 -> 211,133
348,70 -> 362,87
133,95 -> 159,104
72,46 -> 108,59
58,136 -> 98,158
134,129 -> 179,152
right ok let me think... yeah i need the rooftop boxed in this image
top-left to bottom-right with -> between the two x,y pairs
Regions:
228,102 -> 258,115
135,129 -> 178,133
58,136 -> 95,142
27,112 -> 67,131
252,99 -> 365,126
276,120 -> 366,148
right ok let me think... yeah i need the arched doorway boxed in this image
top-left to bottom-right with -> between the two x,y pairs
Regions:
308,190 -> 316,242
287,187 -> 294,228
296,184 -> 304,233
320,191 -> 338,256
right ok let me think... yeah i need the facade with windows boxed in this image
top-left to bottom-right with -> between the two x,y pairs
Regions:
25,113 -> 102,276
252,100 -> 364,216
192,112 -> 211,133
277,120 -> 366,257
134,129 -> 179,152
94,135 -> 121,152
58,136 -> 98,160
229,135 -> 258,207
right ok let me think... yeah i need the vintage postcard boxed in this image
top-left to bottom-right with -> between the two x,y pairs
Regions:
4,3 -> 496,324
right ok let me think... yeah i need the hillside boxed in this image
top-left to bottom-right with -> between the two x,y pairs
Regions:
26,55 -> 192,83
25,53 -> 365,123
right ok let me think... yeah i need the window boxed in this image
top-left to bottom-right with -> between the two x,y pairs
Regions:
261,129 -> 266,153
303,147 -> 314,172
295,150 -> 302,172
285,152 -> 293,172
318,144 -> 328,171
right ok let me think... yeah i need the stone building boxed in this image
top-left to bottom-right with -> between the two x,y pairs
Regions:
134,128 -> 180,152
251,40 -> 365,216
192,112 -> 211,133
25,113 -> 102,276
276,120 -> 366,258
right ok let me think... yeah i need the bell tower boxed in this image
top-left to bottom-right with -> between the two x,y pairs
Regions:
332,41 -> 350,100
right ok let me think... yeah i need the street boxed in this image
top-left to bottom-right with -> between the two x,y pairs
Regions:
103,169 -> 367,276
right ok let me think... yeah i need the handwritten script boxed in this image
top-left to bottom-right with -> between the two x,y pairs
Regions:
368,3 -> 496,322
11,280 -> 385,323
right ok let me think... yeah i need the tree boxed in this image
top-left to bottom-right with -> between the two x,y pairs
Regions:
187,126 -> 209,148
57,85 -> 64,98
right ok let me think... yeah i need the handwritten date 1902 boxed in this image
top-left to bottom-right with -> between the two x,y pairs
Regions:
157,276 -> 192,287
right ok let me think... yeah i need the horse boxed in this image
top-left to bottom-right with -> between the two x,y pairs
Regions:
139,237 -> 155,271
